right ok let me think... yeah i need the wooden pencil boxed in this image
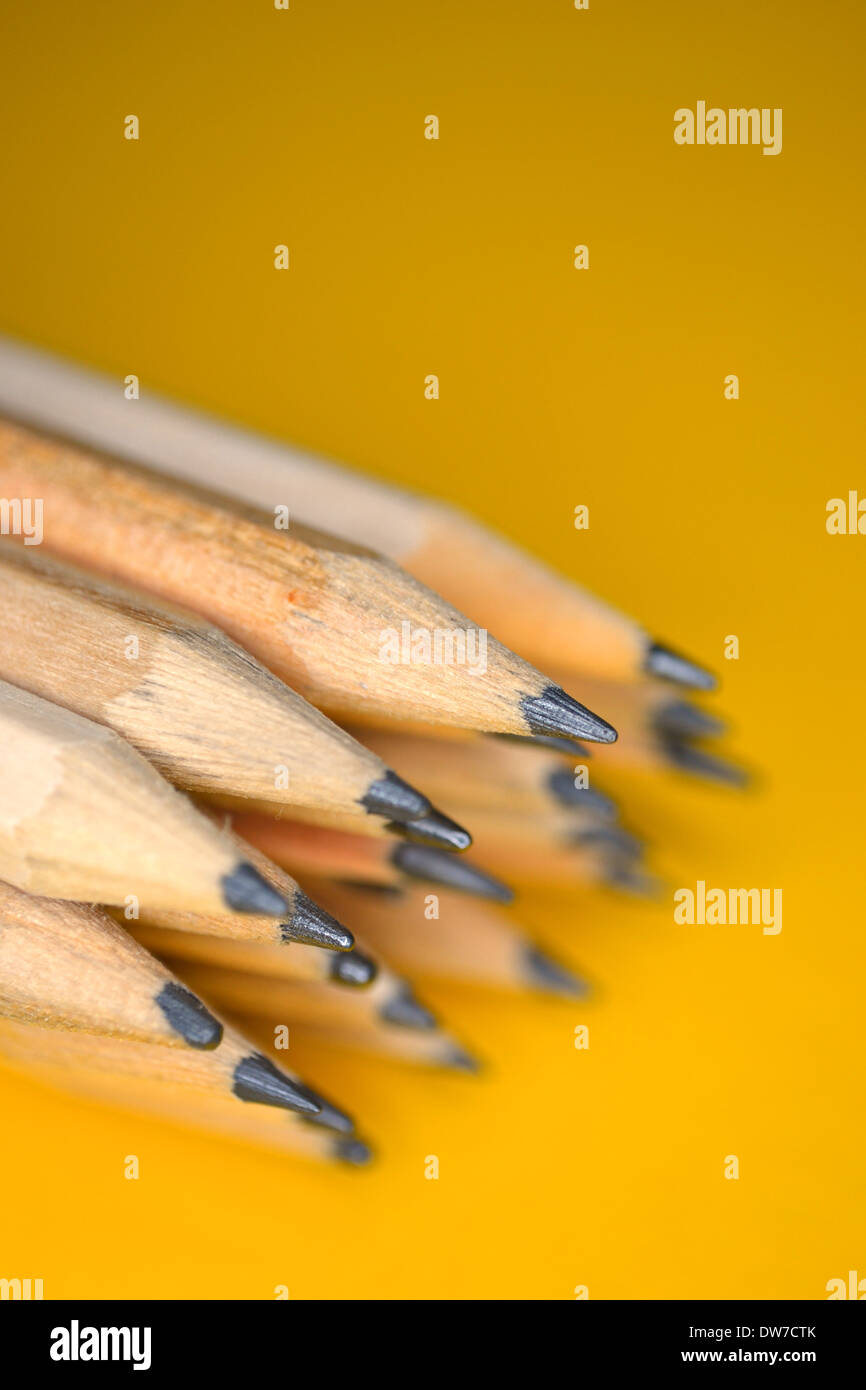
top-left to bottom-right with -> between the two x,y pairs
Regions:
0,541 -> 464,840
0,679 -> 290,917
437,806 -> 643,884
0,335 -> 713,691
0,1018 -> 372,1164
127,812 -> 357,953
228,812 -> 515,901
306,880 -> 589,997
0,880 -> 223,1048
0,1013 -> 350,1125
0,415 -> 617,745
347,725 -> 620,819
206,989 -> 480,1073
153,937 -> 447,1047
549,673 -> 746,785
128,919 -> 375,991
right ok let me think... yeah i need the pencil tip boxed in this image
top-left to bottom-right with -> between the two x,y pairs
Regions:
443,1044 -> 483,1073
233,1054 -> 322,1115
573,825 -> 645,857
333,1136 -> 374,1166
284,893 -> 355,952
329,949 -> 378,987
388,808 -> 472,851
221,862 -> 289,917
603,862 -> 662,898
379,984 -> 438,1031
493,732 -> 591,756
522,685 -> 617,745
645,641 -> 717,691
546,770 -> 618,819
662,737 -> 748,786
360,769 -> 431,823
155,982 -> 223,1049
655,700 -> 726,739
303,1093 -> 356,1136
391,843 -> 514,903
522,945 -> 588,998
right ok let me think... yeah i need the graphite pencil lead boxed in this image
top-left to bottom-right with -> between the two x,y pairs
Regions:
645,641 -> 717,692
603,862 -> 663,898
334,880 -> 405,899
522,685 -> 617,745
333,1137 -> 374,1167
221,862 -> 289,917
232,1053 -> 321,1115
301,1092 -> 356,1136
390,843 -> 515,903
154,982 -> 223,1050
379,984 -> 438,1031
388,809 -> 473,852
493,732 -> 591,756
546,770 -> 618,819
662,737 -> 748,786
284,893 -> 354,951
329,949 -> 378,987
443,1045 -> 483,1074
654,700 -> 726,739
360,769 -> 432,823
522,945 -> 588,998
574,826 -> 645,857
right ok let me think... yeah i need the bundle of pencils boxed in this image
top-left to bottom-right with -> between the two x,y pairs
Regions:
0,336 -> 744,1167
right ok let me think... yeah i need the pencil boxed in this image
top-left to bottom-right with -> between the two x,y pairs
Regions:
0,1013 -> 353,1124
0,335 -> 713,691
0,415 -> 617,745
199,985 -> 480,1074
0,880 -> 223,1048
148,934 -> 445,1036
348,725 -> 619,820
0,679 -> 290,917
549,673 -> 746,785
1,1050 -> 374,1166
228,812 -> 515,901
0,541 -> 468,843
305,879 -> 589,997
0,1018 -> 371,1163
126,815 -> 358,954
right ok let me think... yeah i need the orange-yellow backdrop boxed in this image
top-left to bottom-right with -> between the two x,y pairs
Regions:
0,0 -> 862,1299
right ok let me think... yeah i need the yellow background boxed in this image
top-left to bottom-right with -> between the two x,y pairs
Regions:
0,0 -> 863,1299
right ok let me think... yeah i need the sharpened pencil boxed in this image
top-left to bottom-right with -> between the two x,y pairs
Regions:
0,540 -> 463,841
0,415 -> 617,745
128,921 -> 382,994
227,812 -> 515,902
0,1012 -> 352,1122
146,933 -> 444,1039
0,679 -> 290,917
349,725 -> 619,820
305,880 -> 589,998
227,1002 -> 481,1074
109,816 -> 357,953
547,674 -> 746,786
0,880 -> 223,1047
0,1018 -> 372,1165
0,335 -> 714,691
